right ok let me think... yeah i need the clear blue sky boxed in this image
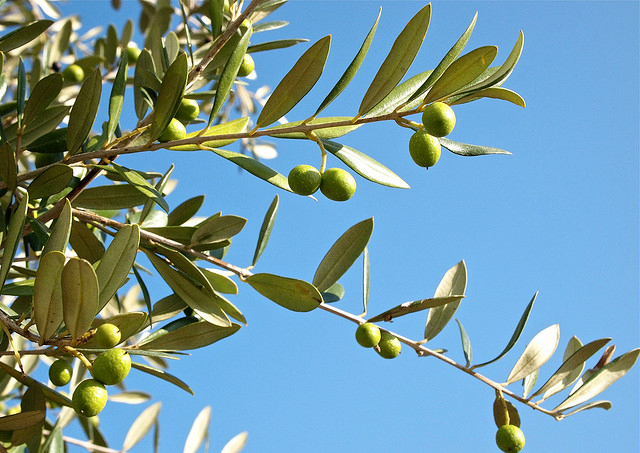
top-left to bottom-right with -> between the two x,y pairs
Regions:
53,1 -> 639,452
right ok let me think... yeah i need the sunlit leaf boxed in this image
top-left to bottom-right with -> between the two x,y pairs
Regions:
69,220 -> 105,264
41,200 -> 72,256
61,257 -> 99,341
105,50 -> 128,141
66,69 -> 102,155
220,431 -> 248,453
358,4 -> 431,116
111,162 -> 169,212
252,194 -> 279,266
122,402 -> 162,452
0,193 -> 28,289
562,400 -> 612,417
184,406 -> 211,453
206,147 -> 291,191
246,273 -> 322,312
138,319 -> 241,351
150,52 -> 188,142
32,251 -> 65,342
264,117 -> 360,140
108,391 -> 151,404
522,369 -> 538,398
167,195 -> 205,226
0,20 -> 53,52
368,296 -> 464,322
449,87 -> 525,108
424,260 -> 467,341
168,117 -> 249,150
313,218 -> 374,292
256,35 -> 331,128
506,324 -> 560,385
364,70 -> 432,118
191,215 -> 247,246
456,319 -> 473,368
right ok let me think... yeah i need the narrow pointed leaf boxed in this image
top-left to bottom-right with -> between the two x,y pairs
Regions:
252,194 -> 279,266
105,51 -> 128,141
449,87 -> 526,108
423,46 -> 497,104
221,432 -> 248,453
131,362 -> 193,394
95,224 -> 140,310
61,257 -> 99,341
8,105 -> 70,150
122,402 -> 162,452
72,184 -> 151,210
264,117 -> 360,140
368,296 -> 465,323
66,69 -> 102,155
184,406 -> 211,453
207,147 -> 292,191
69,220 -> 105,264
313,218 -> 374,292
41,199 -> 72,255
27,164 -> 73,199
0,142 -> 17,191
456,319 -> 473,368
523,369 -> 538,398
256,35 -> 331,128
150,52 -> 188,142
323,140 -> 409,188
191,215 -> 247,245
424,260 -> 467,341
563,400 -> 612,417
358,4 -> 431,116
16,58 -> 26,128
364,70 -> 432,118
314,9 -> 380,116
471,292 -> 537,369
247,38 -> 308,53
167,195 -> 205,226
200,268 -> 238,295
405,12 -> 477,106
362,246 -> 370,315
0,411 -> 45,431
0,20 -> 53,52
168,117 -> 249,150
554,348 -> 640,412
32,251 -> 65,342
506,324 -> 560,385
440,137 -> 512,157
111,163 -> 169,212
23,73 -> 63,126
246,273 -> 322,312
137,320 -> 240,351
0,193 -> 28,289
532,337 -> 611,401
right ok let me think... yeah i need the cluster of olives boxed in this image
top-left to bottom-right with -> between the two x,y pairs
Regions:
408,101 -> 456,169
288,165 -> 357,202
354,322 -> 401,359
59,43 -> 141,84
496,424 -> 526,452
157,97 -> 201,143
48,323 -> 133,418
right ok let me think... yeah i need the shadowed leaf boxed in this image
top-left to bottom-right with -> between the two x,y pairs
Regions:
67,69 -> 102,155
23,73 -> 63,126
27,164 -> 73,199
150,52 -> 188,142
246,273 -> 322,312
456,319 -> 473,368
61,257 -> 99,341
32,251 -> 65,342
0,20 -> 53,52
0,193 -> 28,289
41,200 -> 72,256
252,195 -> 279,266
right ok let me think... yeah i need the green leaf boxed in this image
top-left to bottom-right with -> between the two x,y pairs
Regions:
0,142 -> 17,191
190,215 -> 247,246
424,260 -> 467,341
167,195 -> 205,226
522,369 -> 539,398
357,4 -> 431,116
69,220 -> 105,264
149,52 -> 188,142
405,12 -> 477,106
562,400 -> 612,417
184,406 -> 211,453
200,268 -> 238,295
66,69 -> 102,155
246,273 -> 322,312
221,432 -> 249,453
364,70 -> 432,118
532,337 -> 611,401
0,411 -> 45,431
493,396 -> 520,428
314,9 -> 380,116
312,218 -> 374,292
252,194 -> 279,266
0,20 -> 53,52
105,50 -> 128,141
7,105 -> 70,150
111,162 -> 169,213
247,38 -> 308,54
133,50 -> 157,120
168,117 -> 249,151
145,252 -> 231,327
323,140 -> 409,188
362,246 -> 370,315
423,46 -> 498,104
72,184 -> 151,210
0,361 -> 73,408
23,73 -> 63,126
0,193 -> 28,289
32,251 -> 65,342
439,137 -> 512,157
208,27 -> 252,126
321,282 -> 344,303
471,292 -> 537,370
61,257 -> 99,341
122,402 -> 162,452
138,319 -> 241,351
130,362 -> 193,394
263,117 -> 360,140
25,127 -> 68,154
456,319 -> 473,368
554,348 -> 640,412
506,324 -> 560,385
95,224 -> 140,310
368,296 -> 465,323
449,87 -> 526,108
256,35 -> 331,128
27,164 -> 73,199
41,200 -> 72,256
16,58 -> 26,129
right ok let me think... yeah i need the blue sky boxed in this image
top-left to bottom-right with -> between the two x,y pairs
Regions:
51,1 -> 639,452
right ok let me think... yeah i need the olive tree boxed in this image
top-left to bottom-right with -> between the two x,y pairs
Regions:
0,0 -> 636,451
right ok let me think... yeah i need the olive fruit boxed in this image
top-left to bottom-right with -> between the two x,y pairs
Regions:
48,359 -> 73,387
320,168 -> 356,202
237,54 -> 255,77
93,323 -> 121,349
72,379 -> 108,417
175,98 -> 200,123
421,101 -> 456,137
91,348 -> 131,385
62,64 -> 85,83
355,323 -> 381,348
495,425 -> 525,453
409,130 -> 441,168
288,164 -> 322,195
376,331 -> 401,359
125,45 -> 141,64
158,118 -> 187,142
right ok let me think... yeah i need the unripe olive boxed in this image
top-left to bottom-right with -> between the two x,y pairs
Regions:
72,379 -> 107,417
421,102 -> 456,137
408,130 -> 441,168
288,164 -> 322,195
320,168 -> 356,202
93,323 -> 121,349
175,98 -> 200,123
495,425 -> 525,453
376,331 -> 401,359
158,118 -> 187,142
92,348 -> 131,385
62,64 -> 85,83
355,323 -> 381,348
48,359 -> 73,387
125,45 -> 141,64
237,54 -> 255,77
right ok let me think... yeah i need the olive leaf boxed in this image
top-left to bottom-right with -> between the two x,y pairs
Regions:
131,362 -> 193,395
456,319 -> 473,368
449,87 -> 525,108
362,246 -> 370,316
562,401 -> 612,417
357,4 -> 431,116
0,192 -> 29,290
246,273 -> 322,312
149,52 -> 188,142
122,402 -> 162,452
69,220 -> 105,264
252,194 -> 279,267
184,406 -> 211,453
0,142 -> 17,191
105,50 -> 128,141
364,70 -> 432,118
313,218 -> 374,292
138,319 -> 241,351
111,162 -> 169,212
72,184 -> 151,210
22,73 -> 63,126
66,69 -> 102,155
256,35 -> 331,128
41,199 -> 72,256
167,195 -> 205,226
168,117 -> 249,150
506,324 -> 560,385
424,260 -> 467,341
61,257 -> 99,341
264,117 -> 360,140
439,137 -> 512,157
368,296 -> 465,323
32,251 -> 65,343
27,164 -> 73,199
190,215 -> 247,246
221,432 -> 249,453
247,39 -> 308,54
0,20 -> 53,52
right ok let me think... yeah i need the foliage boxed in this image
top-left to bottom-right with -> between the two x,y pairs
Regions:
0,0 -> 636,451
